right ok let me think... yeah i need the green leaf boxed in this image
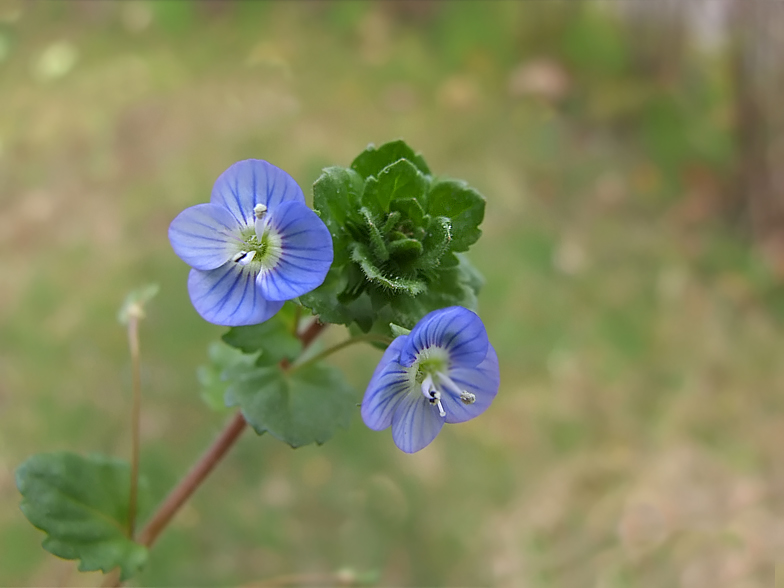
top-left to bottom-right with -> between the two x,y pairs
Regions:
390,197 -> 427,227
389,323 -> 411,338
351,243 -> 426,295
455,251 -> 485,294
312,167 -> 365,265
222,309 -> 302,366
369,159 -> 428,212
387,237 -> 423,260
415,216 -> 452,271
300,266 -> 377,332
427,180 -> 485,252
360,207 -> 389,262
351,140 -> 431,180
225,363 -> 356,447
198,342 -> 257,412
389,257 -> 484,329
16,453 -> 148,581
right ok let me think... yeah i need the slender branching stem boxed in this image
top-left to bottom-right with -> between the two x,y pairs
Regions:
287,333 -> 392,375
136,411 -> 247,548
127,315 -> 142,538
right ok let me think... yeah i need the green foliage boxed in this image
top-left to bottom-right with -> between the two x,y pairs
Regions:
221,302 -> 302,366
225,363 -> 356,448
389,323 -> 412,338
351,141 -> 431,179
302,140 -> 485,335
197,342 -> 257,412
16,453 -> 148,581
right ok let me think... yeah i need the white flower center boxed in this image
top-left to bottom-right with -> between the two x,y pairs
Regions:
231,212 -> 282,272
416,349 -> 476,418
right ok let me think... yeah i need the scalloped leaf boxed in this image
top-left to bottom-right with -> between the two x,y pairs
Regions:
350,140 -> 431,180
312,166 -> 365,265
224,363 -> 356,447
16,453 -> 148,582
363,158 -> 428,213
427,180 -> 485,252
198,342 -> 257,411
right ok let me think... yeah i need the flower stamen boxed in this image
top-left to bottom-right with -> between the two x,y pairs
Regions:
232,250 -> 256,266
254,203 -> 268,219
437,371 -> 475,406
459,391 -> 476,405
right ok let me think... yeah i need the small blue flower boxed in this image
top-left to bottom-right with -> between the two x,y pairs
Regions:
169,159 -> 333,326
361,306 -> 500,453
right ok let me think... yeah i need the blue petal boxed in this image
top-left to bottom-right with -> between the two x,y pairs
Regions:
169,203 -> 241,271
210,160 -> 305,226
361,337 -> 410,431
399,306 -> 489,369
256,201 -> 334,301
187,265 -> 283,326
391,390 -> 445,453
441,344 -> 500,424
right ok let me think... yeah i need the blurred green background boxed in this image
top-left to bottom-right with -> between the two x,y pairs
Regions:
2,1 -> 784,586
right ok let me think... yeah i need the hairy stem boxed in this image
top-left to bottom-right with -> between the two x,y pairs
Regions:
134,320 -> 328,550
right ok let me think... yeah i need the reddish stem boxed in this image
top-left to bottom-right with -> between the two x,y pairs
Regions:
136,411 -> 247,547
299,318 -> 325,348
135,320 -> 327,549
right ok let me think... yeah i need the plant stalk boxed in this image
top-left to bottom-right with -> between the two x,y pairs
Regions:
127,315 -> 141,538
287,333 -> 392,375
135,320 -> 329,550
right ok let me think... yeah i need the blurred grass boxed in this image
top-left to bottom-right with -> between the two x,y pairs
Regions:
1,1 -> 783,587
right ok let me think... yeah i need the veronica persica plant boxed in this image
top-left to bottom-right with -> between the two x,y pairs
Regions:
17,141 -> 500,584
169,159 -> 333,326
361,306 -> 499,453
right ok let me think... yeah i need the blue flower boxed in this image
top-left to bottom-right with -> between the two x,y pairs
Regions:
169,159 -> 333,326
361,306 -> 500,453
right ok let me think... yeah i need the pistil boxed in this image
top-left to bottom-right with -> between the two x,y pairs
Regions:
420,374 -> 446,417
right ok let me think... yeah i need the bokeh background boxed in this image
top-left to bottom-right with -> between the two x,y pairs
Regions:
3,1 -> 784,586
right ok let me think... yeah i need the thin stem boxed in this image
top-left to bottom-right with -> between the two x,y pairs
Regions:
287,333 -> 392,375
127,315 -> 142,538
299,318 -> 327,347
136,412 -> 247,548
134,320 -> 329,551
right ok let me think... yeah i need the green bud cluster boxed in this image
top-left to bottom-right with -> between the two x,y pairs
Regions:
302,140 -> 486,334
